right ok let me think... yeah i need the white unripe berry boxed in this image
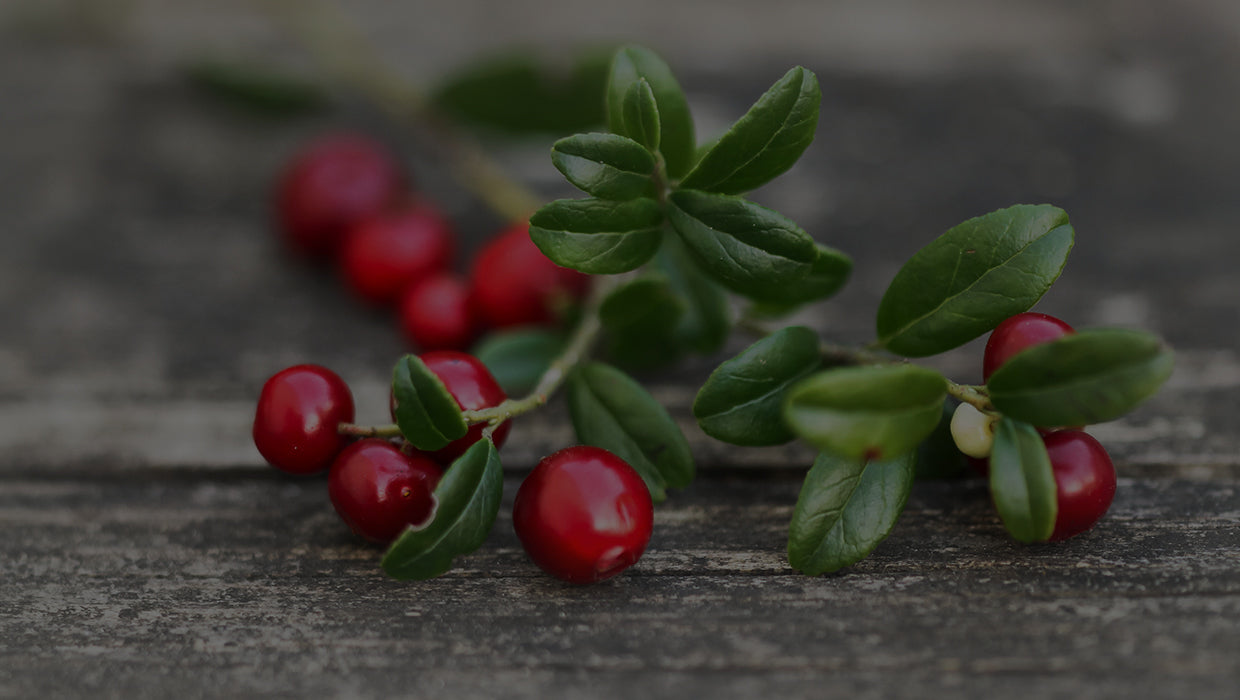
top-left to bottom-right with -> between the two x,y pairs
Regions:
950,403 -> 998,458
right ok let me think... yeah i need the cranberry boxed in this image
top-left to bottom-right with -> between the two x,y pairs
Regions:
468,223 -> 589,329
253,364 -> 354,475
275,133 -> 404,258
328,438 -> 443,543
415,351 -> 511,463
398,272 -> 476,351
1044,430 -> 1116,541
513,446 -> 654,584
339,202 -> 455,306
983,312 -> 1075,382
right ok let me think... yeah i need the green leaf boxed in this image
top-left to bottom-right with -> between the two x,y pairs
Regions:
184,60 -> 329,116
784,364 -> 947,460
598,275 -> 686,369
693,326 -> 822,446
988,419 -> 1057,543
876,204 -> 1075,357
746,243 -> 852,315
787,451 -> 916,575
680,66 -> 820,194
432,49 -> 609,135
914,401 -> 970,480
381,439 -> 503,580
606,45 -> 695,178
667,189 -> 816,301
653,235 -> 731,355
472,329 -> 565,396
551,133 -> 657,200
392,355 -> 469,451
567,362 -> 695,501
988,328 -> 1175,426
529,197 -> 664,274
622,78 -> 661,152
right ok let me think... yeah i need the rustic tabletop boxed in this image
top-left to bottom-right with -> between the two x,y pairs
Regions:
2,2 -> 1238,698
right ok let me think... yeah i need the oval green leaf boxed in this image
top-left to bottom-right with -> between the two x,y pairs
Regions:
529,197 -> 664,274
680,66 -> 821,194
472,329 -> 565,396
567,362 -> 695,501
988,328 -> 1175,426
988,419 -> 1057,543
606,45 -> 695,178
622,78 -> 661,152
392,354 -> 469,451
693,326 -> 822,446
551,133 -> 657,200
653,235 -> 731,355
599,275 -> 687,370
787,451 -> 915,575
876,204 -> 1075,357
381,439 -> 503,580
784,364 -> 947,460
667,189 -> 816,301
747,244 -> 852,315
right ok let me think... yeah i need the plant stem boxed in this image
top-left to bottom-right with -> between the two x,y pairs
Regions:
946,381 -> 994,413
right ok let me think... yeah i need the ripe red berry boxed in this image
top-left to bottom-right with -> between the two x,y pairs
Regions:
983,312 -> 1075,382
1044,430 -> 1117,541
513,446 -> 654,584
253,364 -> 354,475
398,272 -> 476,351
417,351 -> 511,463
340,202 -> 455,306
328,438 -> 443,543
275,133 -> 404,258
468,223 -> 589,329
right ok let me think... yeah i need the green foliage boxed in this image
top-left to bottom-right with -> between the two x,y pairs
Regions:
598,275 -> 686,369
988,419 -> 1057,543
551,133 -> 658,200
654,236 -> 732,355
528,197 -> 664,274
914,402 -> 970,480
745,243 -> 852,315
184,60 -> 329,116
621,78 -> 661,151
391,355 -> 468,451
606,45 -> 695,177
472,329 -> 564,396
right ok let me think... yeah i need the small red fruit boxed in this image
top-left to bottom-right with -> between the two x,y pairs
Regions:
513,446 -> 654,584
253,364 -> 354,475
983,312 -> 1075,382
340,202 -> 455,306
1044,430 -> 1117,541
328,438 -> 442,543
468,223 -> 589,329
398,272 -> 476,351
275,133 -> 404,258
418,351 -> 510,463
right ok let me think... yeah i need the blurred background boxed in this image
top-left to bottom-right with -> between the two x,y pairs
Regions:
2,0 -> 1237,470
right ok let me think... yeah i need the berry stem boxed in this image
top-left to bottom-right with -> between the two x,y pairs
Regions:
337,423 -> 403,439
945,382 -> 994,414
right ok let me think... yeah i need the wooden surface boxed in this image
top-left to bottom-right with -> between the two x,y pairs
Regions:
2,2 -> 1239,698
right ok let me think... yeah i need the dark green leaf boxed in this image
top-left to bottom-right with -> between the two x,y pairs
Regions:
551,133 -> 657,200
667,189 -> 816,301
529,197 -> 664,274
914,401 -> 971,480
680,66 -> 820,194
622,79 -> 661,152
746,243 -> 852,315
606,45 -> 695,178
787,451 -> 915,575
988,328 -> 1175,426
381,439 -> 503,580
653,235 -> 731,354
472,329 -> 565,396
693,326 -> 821,446
598,275 -> 686,369
567,362 -> 695,501
784,364 -> 947,460
876,204 -> 1075,357
988,419 -> 1057,543
184,60 -> 329,116
392,354 -> 469,451
432,49 -> 609,134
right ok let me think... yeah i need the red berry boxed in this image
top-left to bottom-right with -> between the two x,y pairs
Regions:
253,364 -> 354,475
275,133 -> 404,258
417,351 -> 510,463
983,312 -> 1075,382
1044,430 -> 1116,541
328,439 -> 443,543
468,223 -> 589,329
398,272 -> 476,351
513,446 -> 654,584
340,202 -> 455,306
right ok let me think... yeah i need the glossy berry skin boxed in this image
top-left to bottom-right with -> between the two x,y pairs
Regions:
340,202 -> 455,306
275,133 -> 404,258
468,223 -> 589,329
399,272 -> 476,351
417,351 -> 510,463
1044,430 -> 1117,541
983,312 -> 1075,382
328,439 -> 443,543
513,446 -> 654,584
253,364 -> 354,475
